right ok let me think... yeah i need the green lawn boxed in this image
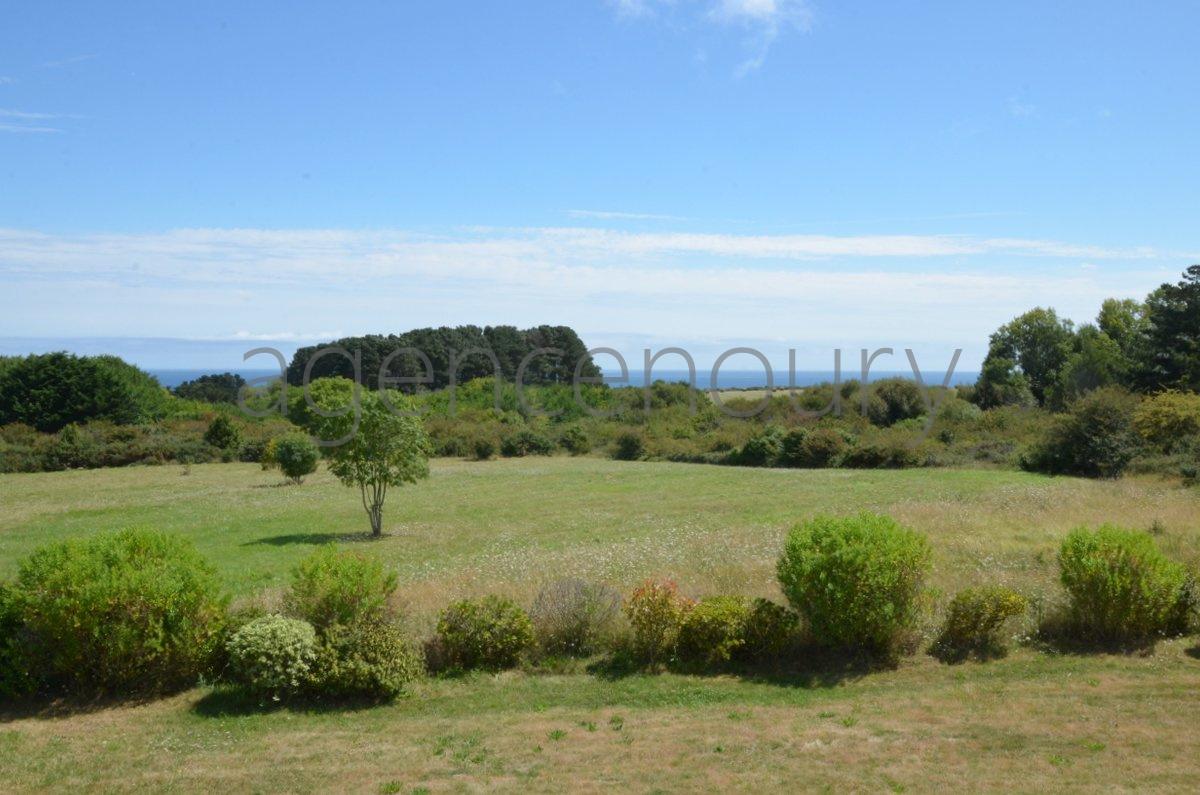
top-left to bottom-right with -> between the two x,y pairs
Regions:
1,459 -> 1199,791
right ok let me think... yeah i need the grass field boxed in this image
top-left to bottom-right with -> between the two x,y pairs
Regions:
2,459 -> 1199,791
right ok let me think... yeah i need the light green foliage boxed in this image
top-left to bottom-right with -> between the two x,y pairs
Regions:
530,578 -> 623,657
315,620 -> 424,700
226,614 -> 319,699
931,586 -> 1028,662
273,432 -> 320,483
777,513 -> 931,656
305,378 -> 430,536
676,595 -> 751,668
1132,390 -> 1200,453
1058,525 -> 1192,644
285,545 -> 398,631
14,528 -> 227,695
436,595 -> 535,670
623,579 -> 693,665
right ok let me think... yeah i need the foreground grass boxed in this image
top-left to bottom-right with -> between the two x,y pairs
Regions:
1,459 -> 1198,791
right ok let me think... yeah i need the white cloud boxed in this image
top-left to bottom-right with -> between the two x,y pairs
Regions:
0,108 -> 65,134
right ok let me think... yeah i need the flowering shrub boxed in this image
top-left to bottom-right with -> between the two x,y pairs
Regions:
623,580 -> 693,665
226,614 -> 319,700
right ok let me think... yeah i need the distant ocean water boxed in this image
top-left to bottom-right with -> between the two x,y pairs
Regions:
149,368 -> 977,390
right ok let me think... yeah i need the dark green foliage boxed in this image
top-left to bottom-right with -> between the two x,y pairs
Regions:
472,437 -> 496,460
314,620 -> 424,700
676,596 -> 751,668
841,437 -> 922,469
0,583 -> 35,698
1136,265 -> 1200,392
435,595 -> 535,670
273,432 -> 319,483
978,308 -> 1076,407
931,586 -> 1028,663
284,546 -> 398,631
613,431 -> 645,461
732,426 -> 783,466
796,427 -> 848,467
204,414 -> 242,451
1054,324 -> 1130,405
530,579 -> 622,657
1022,387 -> 1140,477
0,352 -> 168,432
558,424 -> 592,455
226,614 -> 319,700
865,378 -> 927,427
971,356 -> 1035,409
14,529 -> 228,695
286,325 -> 600,391
500,428 -> 554,457
174,372 -> 247,404
740,598 -> 799,662
1057,525 -> 1191,645
777,513 -> 931,657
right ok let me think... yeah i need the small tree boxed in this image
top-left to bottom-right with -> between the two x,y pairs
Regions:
308,379 -> 429,536
273,433 -> 320,484
204,414 -> 242,451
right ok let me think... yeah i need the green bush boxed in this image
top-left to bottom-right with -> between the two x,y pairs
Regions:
676,595 -> 750,667
472,437 -> 496,460
558,425 -> 592,455
530,579 -> 623,657
798,427 -> 847,467
841,438 -> 922,469
1133,390 -> 1200,453
226,614 -> 319,700
273,432 -> 319,483
500,429 -> 554,457
740,598 -> 799,662
931,586 -> 1028,662
613,431 -> 645,461
15,528 -> 227,695
733,427 -> 783,467
0,583 -> 34,698
314,620 -> 424,700
284,546 -> 398,631
777,428 -> 809,467
204,414 -> 242,451
1057,525 -> 1191,644
623,579 -> 692,665
1022,387 -> 1140,478
865,378 -> 927,427
777,513 -> 931,656
435,595 -> 535,670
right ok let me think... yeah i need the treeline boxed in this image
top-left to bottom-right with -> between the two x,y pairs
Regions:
971,265 -> 1200,409
285,324 -> 600,391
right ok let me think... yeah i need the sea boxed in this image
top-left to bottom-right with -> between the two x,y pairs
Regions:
149,368 -> 978,390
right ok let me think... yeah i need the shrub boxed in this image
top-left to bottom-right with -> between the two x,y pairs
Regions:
777,428 -> 809,467
931,586 -> 1028,663
204,414 -> 242,451
676,595 -> 751,668
777,513 -> 931,656
733,428 -> 783,467
623,580 -> 693,665
613,431 -> 645,461
530,579 -> 623,657
1132,390 -> 1200,452
273,432 -> 319,483
1022,387 -> 1140,478
285,546 -> 398,631
558,425 -> 592,455
15,528 -> 227,695
0,583 -> 34,698
472,437 -> 496,460
1057,525 -> 1191,644
841,437 -> 922,469
226,614 -> 319,700
799,427 -> 848,467
740,598 -> 799,662
315,620 -> 424,700
500,429 -> 554,457
865,378 -> 927,427
436,595 -> 535,670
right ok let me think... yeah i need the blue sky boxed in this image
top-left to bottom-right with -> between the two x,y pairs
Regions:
1,1 -> 1197,369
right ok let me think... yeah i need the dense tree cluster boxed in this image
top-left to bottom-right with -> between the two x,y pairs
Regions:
0,352 -> 168,432
174,372 -> 247,404
976,266 -> 1200,408
285,325 -> 600,391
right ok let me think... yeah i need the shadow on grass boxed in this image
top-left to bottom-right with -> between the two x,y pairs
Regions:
191,686 -> 388,718
585,646 -> 888,689
242,532 -> 382,546
1185,645 -> 1200,661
